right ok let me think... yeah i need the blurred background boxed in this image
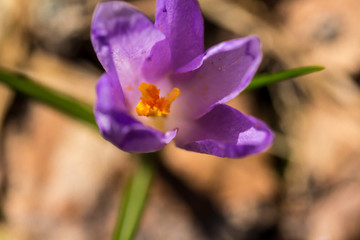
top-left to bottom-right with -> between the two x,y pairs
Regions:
1,0 -> 360,239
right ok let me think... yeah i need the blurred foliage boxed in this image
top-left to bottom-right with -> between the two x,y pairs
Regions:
0,68 -> 95,127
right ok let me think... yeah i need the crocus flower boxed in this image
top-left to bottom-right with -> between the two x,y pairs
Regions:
91,0 -> 273,158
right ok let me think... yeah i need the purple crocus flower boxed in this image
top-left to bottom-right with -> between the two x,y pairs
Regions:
91,0 -> 273,158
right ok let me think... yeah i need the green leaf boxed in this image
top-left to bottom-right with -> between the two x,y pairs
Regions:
113,153 -> 157,240
0,68 -> 96,127
0,66 -> 324,127
245,66 -> 324,92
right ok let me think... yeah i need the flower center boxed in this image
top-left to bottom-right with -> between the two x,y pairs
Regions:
136,82 -> 181,117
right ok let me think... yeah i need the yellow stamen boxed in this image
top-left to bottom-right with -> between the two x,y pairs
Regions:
136,82 -> 181,117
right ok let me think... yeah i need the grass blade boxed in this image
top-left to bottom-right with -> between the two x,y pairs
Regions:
0,68 -> 96,127
245,66 -> 324,92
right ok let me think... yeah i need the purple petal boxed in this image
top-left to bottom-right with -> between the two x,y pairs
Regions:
96,111 -> 178,153
95,73 -> 126,112
141,39 -> 171,82
91,1 -> 171,107
173,37 -> 262,118
95,73 -> 177,153
175,104 -> 273,158
155,0 -> 204,70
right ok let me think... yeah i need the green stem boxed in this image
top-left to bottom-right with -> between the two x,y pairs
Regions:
113,152 -> 158,240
